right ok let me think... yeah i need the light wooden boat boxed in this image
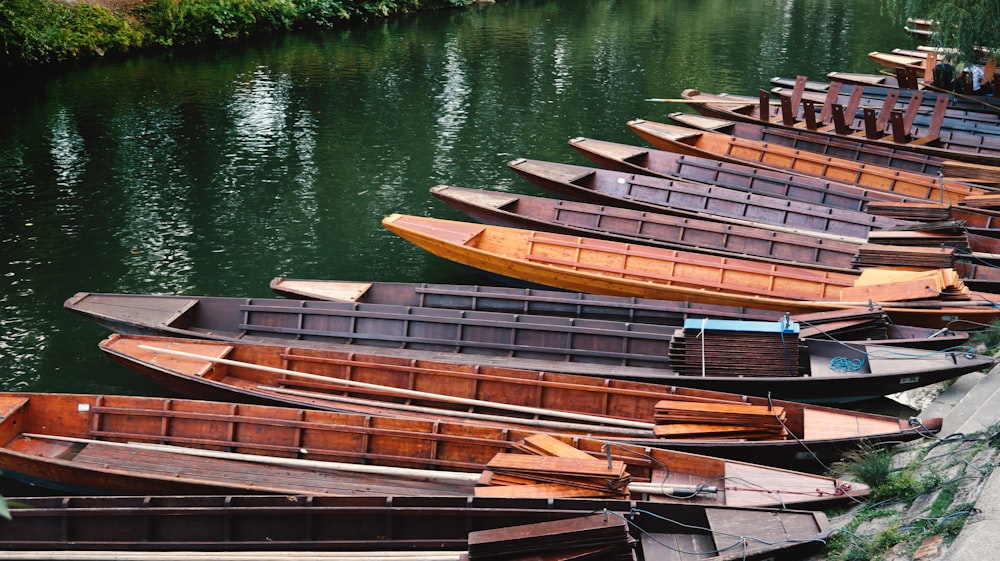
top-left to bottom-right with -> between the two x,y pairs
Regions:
98,332 -> 945,466
0,392 -> 867,509
626,118 -> 986,204
428,184 -> 1000,288
0,494 -> 831,561
380,212 -> 1000,329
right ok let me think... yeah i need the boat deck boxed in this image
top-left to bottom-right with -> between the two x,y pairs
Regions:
12,436 -> 471,496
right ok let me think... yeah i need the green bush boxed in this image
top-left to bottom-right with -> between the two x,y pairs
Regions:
2,0 -> 475,68
1,0 -> 146,66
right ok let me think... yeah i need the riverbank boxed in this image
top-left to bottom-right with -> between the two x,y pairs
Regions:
812,351 -> 1000,561
1,0 -> 480,70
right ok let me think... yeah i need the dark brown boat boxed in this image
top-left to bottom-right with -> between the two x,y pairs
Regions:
568,136 -> 930,210
430,184 -> 861,273
676,87 -> 1000,166
0,392 -> 867,508
267,278 -> 970,350
0,494 -> 831,561
667,111 -> 981,179
567,135 -> 1000,254
97,332 -> 942,469
65,292 -> 994,400
507,157 -> 904,241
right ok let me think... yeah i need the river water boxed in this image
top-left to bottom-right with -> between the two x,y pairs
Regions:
1,2 -> 914,413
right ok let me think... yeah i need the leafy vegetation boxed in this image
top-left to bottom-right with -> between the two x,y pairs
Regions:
881,1 -> 1000,67
825,424 -> 1000,561
1,0 -> 474,68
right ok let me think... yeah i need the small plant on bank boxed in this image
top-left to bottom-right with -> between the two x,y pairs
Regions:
832,442 -> 896,489
968,319 -> 1000,352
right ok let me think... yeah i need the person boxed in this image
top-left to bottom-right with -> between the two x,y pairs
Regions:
963,64 -> 994,95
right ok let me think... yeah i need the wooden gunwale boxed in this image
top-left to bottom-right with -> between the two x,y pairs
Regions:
627,119 -> 984,204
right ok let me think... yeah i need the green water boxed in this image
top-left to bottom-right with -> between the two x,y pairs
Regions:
0,0 -> 911,396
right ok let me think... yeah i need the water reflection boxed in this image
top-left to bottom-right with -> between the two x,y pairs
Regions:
0,0 -> 918,406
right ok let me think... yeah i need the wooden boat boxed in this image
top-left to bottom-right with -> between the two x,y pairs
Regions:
429,184 -> 1000,287
65,292 -> 989,400
380,212 -> 1000,329
98,332 -> 945,466
507,157 -> 905,242
267,278 -> 970,350
675,88 -> 1000,166
626,118 -> 987,205
0,494 -> 831,561
431,184 -> 862,273
568,135 -> 935,208
567,136 -> 1000,254
768,79 -> 1000,123
511,151 -> 1000,259
777,74 -> 1000,109
667,111 -> 988,180
269,277 -> 784,323
0,392 -> 867,509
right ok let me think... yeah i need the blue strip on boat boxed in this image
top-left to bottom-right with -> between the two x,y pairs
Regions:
683,317 -> 799,334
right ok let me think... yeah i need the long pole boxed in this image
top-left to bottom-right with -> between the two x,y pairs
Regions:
136,345 -> 654,430
23,434 -> 709,497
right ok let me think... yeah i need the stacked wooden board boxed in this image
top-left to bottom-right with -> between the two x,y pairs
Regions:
477,435 -> 631,499
653,400 -> 788,440
666,319 -> 802,377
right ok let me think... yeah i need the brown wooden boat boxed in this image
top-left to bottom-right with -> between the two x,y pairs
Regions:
626,118 -> 986,204
667,111 -> 995,180
675,88 -> 1000,166
97,332 -> 945,467
65,291 -> 989,400
429,184 -> 1000,287
266,278 -> 970,350
381,212 -> 1000,329
566,136 -> 1000,255
507,157 -> 904,242
768,83 -> 1000,133
0,392 -> 868,509
0,494 -> 831,561
568,135 -> 931,209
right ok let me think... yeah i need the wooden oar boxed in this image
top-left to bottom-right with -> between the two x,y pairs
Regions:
136,345 -> 654,430
258,385 -> 654,437
646,97 -> 778,104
